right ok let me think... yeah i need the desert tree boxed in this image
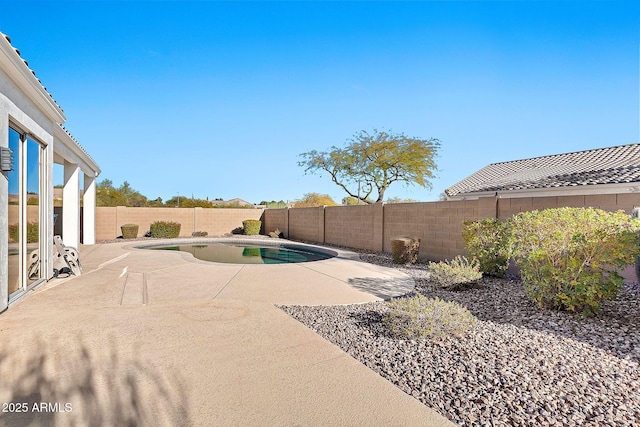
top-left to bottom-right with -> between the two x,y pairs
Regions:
293,193 -> 338,208
299,129 -> 439,204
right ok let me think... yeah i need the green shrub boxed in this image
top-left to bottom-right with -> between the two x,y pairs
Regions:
428,256 -> 482,289
8,223 -> 18,243
242,247 -> 261,257
510,207 -> 640,316
242,219 -> 261,235
27,222 -> 38,243
383,294 -> 477,339
391,237 -> 421,265
121,223 -> 139,239
462,218 -> 513,277
192,231 -> 208,237
149,221 -> 181,238
8,222 -> 38,243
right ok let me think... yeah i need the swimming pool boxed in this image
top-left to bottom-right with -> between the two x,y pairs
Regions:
142,241 -> 337,264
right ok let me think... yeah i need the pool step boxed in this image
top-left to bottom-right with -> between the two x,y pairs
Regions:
120,272 -> 148,305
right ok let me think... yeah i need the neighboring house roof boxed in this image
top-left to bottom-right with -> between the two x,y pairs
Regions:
446,143 -> 640,198
211,198 -> 255,206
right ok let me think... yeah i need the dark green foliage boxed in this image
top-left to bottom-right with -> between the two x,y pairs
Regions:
9,222 -> 38,243
242,247 -> 261,257
121,224 -> 139,239
511,207 -> 640,316
260,200 -> 287,208
8,223 -> 18,243
242,220 -> 261,235
164,196 -> 212,208
149,221 -> 181,238
462,218 -> 513,277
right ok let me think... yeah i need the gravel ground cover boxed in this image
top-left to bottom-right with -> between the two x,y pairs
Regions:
281,252 -> 640,426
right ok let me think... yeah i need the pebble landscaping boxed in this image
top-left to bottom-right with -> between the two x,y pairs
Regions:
281,252 -> 640,426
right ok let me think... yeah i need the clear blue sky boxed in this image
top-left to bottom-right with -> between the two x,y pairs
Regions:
1,1 -> 638,204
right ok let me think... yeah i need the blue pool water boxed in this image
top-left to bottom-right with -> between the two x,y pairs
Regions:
147,242 -> 335,264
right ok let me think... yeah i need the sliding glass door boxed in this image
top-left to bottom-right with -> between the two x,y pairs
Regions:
7,127 -> 20,295
26,136 -> 41,285
7,126 -> 43,298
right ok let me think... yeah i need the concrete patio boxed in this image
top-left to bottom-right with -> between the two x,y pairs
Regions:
0,238 -> 454,426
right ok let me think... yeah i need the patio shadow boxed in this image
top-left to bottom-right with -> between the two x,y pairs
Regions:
0,335 -> 189,427
347,276 -> 415,299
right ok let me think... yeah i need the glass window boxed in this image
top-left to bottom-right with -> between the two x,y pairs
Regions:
7,128 -> 44,295
7,127 -> 20,294
26,137 -> 41,284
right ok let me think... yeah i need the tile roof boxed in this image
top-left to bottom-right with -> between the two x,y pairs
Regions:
57,124 -> 100,171
445,143 -> 640,197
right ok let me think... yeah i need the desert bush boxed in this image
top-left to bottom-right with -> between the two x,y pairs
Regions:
9,222 -> 38,243
383,294 -> 477,339
391,237 -> 420,265
192,231 -> 208,237
428,256 -> 482,289
149,221 -> 181,238
121,224 -> 139,239
242,219 -> 261,235
462,218 -> 513,277
510,207 -> 640,316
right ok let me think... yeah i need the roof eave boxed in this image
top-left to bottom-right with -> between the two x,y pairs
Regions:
54,124 -> 101,176
0,34 -> 65,123
448,182 -> 640,200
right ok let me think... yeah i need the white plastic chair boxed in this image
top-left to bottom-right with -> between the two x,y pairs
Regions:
53,235 -> 82,277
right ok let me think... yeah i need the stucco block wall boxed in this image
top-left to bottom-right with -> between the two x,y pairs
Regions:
288,207 -> 323,243
119,207 -> 194,238
262,192 -> 640,262
384,200 -> 479,261
195,208 -> 263,236
88,193 -> 640,254
324,204 -> 382,251
262,209 -> 288,237
615,194 -> 640,212
94,207 -> 263,240
96,207 -> 117,241
498,194 -> 640,219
